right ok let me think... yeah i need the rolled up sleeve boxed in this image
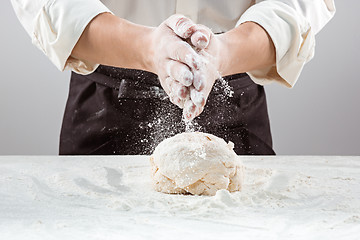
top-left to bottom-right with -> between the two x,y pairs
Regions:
11,0 -> 111,74
237,0 -> 336,87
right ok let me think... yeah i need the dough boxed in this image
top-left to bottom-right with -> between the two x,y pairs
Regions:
150,132 -> 244,196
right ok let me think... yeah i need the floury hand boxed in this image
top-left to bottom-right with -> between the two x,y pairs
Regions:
165,16 -> 221,121
148,15 -> 207,109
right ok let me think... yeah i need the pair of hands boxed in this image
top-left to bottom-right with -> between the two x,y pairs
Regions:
72,12 -> 275,117
148,15 -> 223,121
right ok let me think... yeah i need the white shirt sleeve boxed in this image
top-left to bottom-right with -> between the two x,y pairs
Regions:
236,0 -> 336,88
11,0 -> 111,74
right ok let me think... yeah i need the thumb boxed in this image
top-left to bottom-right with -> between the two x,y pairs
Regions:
190,24 -> 212,50
166,15 -> 212,50
165,14 -> 196,39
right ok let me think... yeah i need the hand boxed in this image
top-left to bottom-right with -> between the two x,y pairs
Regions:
148,15 -> 221,121
178,25 -> 224,121
71,13 -> 275,115
147,15 -> 211,109
171,22 -> 276,121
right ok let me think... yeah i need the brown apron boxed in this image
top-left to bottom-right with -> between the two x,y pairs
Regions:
60,65 -> 275,155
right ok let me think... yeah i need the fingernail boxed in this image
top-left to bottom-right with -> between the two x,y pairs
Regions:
183,70 -> 193,86
197,40 -> 207,49
177,86 -> 188,99
196,33 -> 209,49
176,18 -> 194,38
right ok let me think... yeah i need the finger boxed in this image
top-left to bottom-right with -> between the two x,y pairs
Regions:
185,103 -> 204,120
158,75 -> 171,96
190,87 -> 205,107
193,70 -> 205,91
194,105 -> 204,118
169,41 -> 203,70
165,77 -> 174,92
178,99 -> 186,109
172,81 -> 189,99
183,99 -> 197,121
166,14 -> 196,39
166,76 -> 189,99
166,60 -> 193,87
166,77 -> 179,104
178,92 -> 191,109
190,24 -> 212,50
169,91 -> 186,109
191,31 -> 209,50
166,77 -> 189,108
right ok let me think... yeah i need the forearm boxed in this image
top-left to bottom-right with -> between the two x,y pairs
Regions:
71,13 -> 154,72
218,22 -> 276,76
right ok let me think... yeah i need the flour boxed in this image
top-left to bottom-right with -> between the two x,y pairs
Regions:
190,87 -> 205,106
183,117 -> 202,132
215,74 -> 234,97
1,156 -> 360,239
180,68 -> 234,124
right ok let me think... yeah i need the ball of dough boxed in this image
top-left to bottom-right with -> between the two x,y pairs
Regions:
150,132 -> 244,196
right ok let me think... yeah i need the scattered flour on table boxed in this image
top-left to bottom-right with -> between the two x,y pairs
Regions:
1,156 -> 360,239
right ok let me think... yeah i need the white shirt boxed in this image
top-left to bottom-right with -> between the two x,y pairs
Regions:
11,0 -> 335,87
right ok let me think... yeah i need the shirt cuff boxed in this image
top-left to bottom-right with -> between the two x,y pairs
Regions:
32,0 -> 111,75
236,1 -> 316,88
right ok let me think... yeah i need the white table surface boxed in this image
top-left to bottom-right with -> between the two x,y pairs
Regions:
0,156 -> 359,240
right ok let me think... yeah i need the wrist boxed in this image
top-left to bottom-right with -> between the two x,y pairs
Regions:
141,27 -> 156,73
112,19 -> 155,72
216,34 -> 233,76
243,22 -> 276,69
217,22 -> 276,76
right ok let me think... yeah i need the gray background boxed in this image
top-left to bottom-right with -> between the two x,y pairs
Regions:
1,1 -> 359,155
